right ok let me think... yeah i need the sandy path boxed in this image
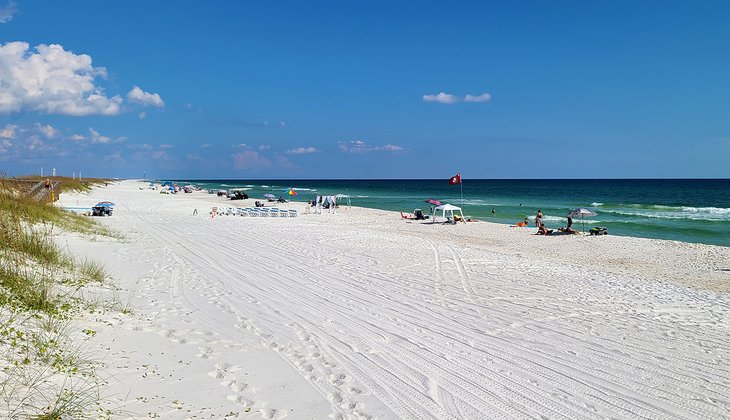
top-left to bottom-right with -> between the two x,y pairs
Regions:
58,181 -> 730,419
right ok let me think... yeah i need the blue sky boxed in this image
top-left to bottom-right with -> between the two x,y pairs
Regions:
1,1 -> 728,179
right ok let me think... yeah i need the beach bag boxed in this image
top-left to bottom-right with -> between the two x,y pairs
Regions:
589,227 -> 608,236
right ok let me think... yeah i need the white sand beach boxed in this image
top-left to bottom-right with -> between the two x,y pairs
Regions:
56,180 -> 730,419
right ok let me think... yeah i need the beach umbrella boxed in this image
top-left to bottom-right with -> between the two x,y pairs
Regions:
264,193 -> 276,199
425,198 -> 442,206
287,189 -> 298,196
95,201 -> 115,207
566,207 -> 597,234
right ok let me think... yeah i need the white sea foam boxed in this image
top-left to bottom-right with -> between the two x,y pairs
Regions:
682,206 -> 730,215
599,208 -> 730,222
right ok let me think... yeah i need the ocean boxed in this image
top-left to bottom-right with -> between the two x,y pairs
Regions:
169,179 -> 730,247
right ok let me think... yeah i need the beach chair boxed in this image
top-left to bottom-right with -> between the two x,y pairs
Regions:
288,209 -> 298,217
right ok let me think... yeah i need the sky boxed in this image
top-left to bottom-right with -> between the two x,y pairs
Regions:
1,1 -> 729,179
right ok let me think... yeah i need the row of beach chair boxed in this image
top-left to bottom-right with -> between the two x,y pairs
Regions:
216,207 -> 298,217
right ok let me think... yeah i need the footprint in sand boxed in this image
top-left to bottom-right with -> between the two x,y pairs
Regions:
195,346 -> 215,359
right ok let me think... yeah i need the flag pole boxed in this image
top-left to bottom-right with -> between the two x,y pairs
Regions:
460,174 -> 464,208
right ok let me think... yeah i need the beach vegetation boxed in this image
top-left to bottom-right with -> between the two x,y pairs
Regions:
0,178 -> 120,418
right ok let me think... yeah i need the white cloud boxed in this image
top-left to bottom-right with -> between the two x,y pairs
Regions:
159,144 -> 173,149
69,133 -> 85,142
0,41 -> 124,115
35,123 -> 59,138
200,143 -> 213,149
89,127 -> 125,145
0,1 -> 17,24
285,146 -> 319,155
423,92 -> 458,104
375,144 -> 404,152
88,127 -> 110,144
127,86 -> 164,108
338,140 -> 369,153
464,93 -> 491,103
258,144 -> 270,151
138,111 -> 146,119
338,140 -> 404,153
0,123 -> 16,138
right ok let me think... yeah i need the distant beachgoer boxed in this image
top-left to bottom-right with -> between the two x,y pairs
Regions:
511,217 -> 529,227
491,208 -> 496,214
535,210 -> 544,228
193,209 -> 198,215
44,178 -> 50,189
559,216 -> 579,234
536,225 -> 553,235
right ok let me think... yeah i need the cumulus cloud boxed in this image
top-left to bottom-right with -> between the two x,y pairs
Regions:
200,143 -> 213,149
88,127 -> 110,144
338,140 -> 405,153
258,144 -> 270,151
35,123 -> 59,138
88,127 -> 125,144
0,123 -> 17,138
285,146 -> 319,155
127,86 -> 164,108
423,92 -> 458,104
0,41 -> 125,115
464,93 -> 492,103
69,133 -> 85,142
0,1 -> 17,24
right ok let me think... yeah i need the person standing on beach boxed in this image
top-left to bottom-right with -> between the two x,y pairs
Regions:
535,209 -> 544,228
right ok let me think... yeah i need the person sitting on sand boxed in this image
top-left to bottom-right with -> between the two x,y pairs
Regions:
536,225 -> 553,235
511,217 -> 529,227
558,216 -> 579,234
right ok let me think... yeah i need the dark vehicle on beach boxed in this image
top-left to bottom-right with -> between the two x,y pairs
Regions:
92,201 -> 114,216
228,189 -> 249,200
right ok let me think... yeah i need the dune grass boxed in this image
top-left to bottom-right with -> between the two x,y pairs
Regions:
0,177 -> 118,418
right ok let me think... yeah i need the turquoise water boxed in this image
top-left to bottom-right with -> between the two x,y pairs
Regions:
167,179 -> 730,247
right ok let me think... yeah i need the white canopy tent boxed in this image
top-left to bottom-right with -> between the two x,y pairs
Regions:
432,204 -> 464,223
335,194 -> 351,209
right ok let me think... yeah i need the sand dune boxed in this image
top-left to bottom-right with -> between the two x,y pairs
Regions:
57,181 -> 730,419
